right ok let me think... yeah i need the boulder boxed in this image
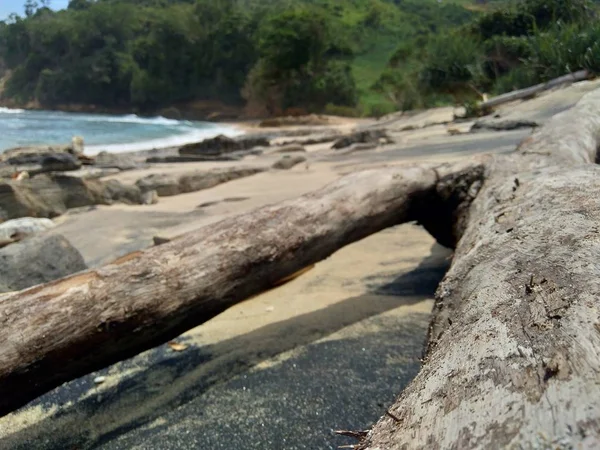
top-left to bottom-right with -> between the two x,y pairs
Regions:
331,129 -> 391,150
179,168 -> 264,193
470,118 -> 540,132
269,145 -> 307,154
103,180 -> 144,205
135,174 -> 181,196
94,151 -> 139,170
0,217 -> 55,241
146,155 -> 241,163
272,155 -> 307,170
135,167 -> 266,197
0,174 -> 143,220
179,135 -> 270,156
39,153 -> 82,173
0,234 -> 87,293
336,142 -> 378,155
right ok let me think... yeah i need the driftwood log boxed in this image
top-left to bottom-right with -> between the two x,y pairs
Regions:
358,86 -> 600,448
479,69 -> 590,110
0,87 -> 600,448
0,160 -> 481,416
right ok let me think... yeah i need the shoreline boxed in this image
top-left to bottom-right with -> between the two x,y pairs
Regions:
0,105 -> 369,156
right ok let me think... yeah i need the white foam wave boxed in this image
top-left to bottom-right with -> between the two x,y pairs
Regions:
75,113 -> 186,126
85,125 -> 244,155
0,107 -> 25,114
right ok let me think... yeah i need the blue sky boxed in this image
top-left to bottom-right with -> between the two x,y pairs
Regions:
1,0 -> 69,19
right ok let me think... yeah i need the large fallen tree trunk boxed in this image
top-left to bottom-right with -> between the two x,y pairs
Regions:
479,69 -> 591,110
2,86 -> 600,448
0,161 -> 482,416
357,87 -> 600,448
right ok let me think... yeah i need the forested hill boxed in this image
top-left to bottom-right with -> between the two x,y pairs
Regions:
0,0 -> 598,118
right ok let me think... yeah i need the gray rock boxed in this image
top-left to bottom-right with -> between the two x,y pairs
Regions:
331,130 -> 391,150
39,153 -> 82,173
94,152 -> 139,170
337,143 -> 378,155
0,174 -> 142,220
103,180 -> 144,204
136,168 -> 266,197
0,217 -> 55,241
179,135 -> 270,156
272,156 -> 307,170
146,155 -> 240,163
270,145 -> 306,154
135,174 -> 181,196
0,234 -> 87,292
470,119 -> 539,132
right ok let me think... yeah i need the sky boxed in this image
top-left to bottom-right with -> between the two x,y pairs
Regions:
0,0 -> 69,19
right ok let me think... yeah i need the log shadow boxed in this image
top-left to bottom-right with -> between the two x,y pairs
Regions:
0,244 -> 451,450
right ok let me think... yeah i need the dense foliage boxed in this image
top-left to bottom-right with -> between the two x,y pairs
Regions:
0,0 -> 597,116
376,0 -> 600,111
0,0 -> 476,116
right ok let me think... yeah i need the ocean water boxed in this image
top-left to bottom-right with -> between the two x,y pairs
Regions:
0,107 -> 242,154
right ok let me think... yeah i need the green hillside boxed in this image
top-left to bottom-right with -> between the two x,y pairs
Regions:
0,0 -> 597,117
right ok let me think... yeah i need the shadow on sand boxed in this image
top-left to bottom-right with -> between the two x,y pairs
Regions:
1,244 -> 451,450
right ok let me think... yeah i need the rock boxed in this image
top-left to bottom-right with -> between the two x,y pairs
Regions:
141,190 -> 159,205
135,174 -> 181,196
39,153 -> 82,173
0,234 -> 87,293
0,217 -> 55,241
0,175 -> 143,220
178,168 -> 265,194
179,135 -> 270,156
337,143 -> 378,155
331,130 -> 391,150
153,236 -> 171,246
103,180 -> 144,205
272,156 -> 307,170
66,168 -> 121,180
146,155 -> 240,163
94,151 -> 139,170
270,145 -> 307,154
136,167 -> 266,197
470,119 -> 540,132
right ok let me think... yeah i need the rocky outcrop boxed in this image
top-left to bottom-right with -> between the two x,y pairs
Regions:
94,151 -> 139,170
146,155 -> 241,163
272,155 -> 307,170
331,129 -> 392,150
179,135 -> 270,156
0,234 -> 87,293
269,145 -> 306,154
470,118 -> 540,132
0,175 -> 143,220
135,167 -> 266,197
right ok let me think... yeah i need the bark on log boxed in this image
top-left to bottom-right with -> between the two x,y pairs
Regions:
358,85 -> 600,448
0,161 -> 482,417
479,69 -> 590,110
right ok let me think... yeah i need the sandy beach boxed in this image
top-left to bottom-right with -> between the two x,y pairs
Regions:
1,79 -> 599,449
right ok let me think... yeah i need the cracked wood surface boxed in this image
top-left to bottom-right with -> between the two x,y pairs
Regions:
359,88 -> 600,448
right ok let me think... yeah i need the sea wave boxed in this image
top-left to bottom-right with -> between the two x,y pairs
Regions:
0,107 -> 25,114
78,113 -> 186,126
85,125 -> 244,154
